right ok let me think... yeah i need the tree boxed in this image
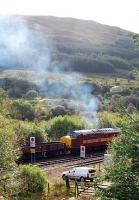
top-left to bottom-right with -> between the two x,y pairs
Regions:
13,122 -> 47,145
98,113 -> 115,128
96,108 -> 139,200
9,100 -> 35,120
46,115 -> 85,139
0,128 -> 19,198
126,103 -> 136,114
50,105 -> 68,117
25,90 -> 38,99
18,165 -> 47,193
0,129 -> 18,171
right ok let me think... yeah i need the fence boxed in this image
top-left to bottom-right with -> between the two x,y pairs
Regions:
65,176 -> 95,198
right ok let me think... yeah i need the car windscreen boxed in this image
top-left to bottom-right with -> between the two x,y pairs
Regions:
89,169 -> 96,173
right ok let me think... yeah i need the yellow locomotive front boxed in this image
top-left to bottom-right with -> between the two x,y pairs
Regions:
60,135 -> 72,154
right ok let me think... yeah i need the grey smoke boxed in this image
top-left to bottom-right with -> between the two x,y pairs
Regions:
0,15 -> 99,127
0,15 -> 50,75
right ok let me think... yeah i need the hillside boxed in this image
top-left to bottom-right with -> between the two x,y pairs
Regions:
0,15 -> 139,76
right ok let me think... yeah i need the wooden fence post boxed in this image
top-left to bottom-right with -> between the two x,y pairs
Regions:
47,182 -> 50,194
65,176 -> 70,189
75,180 -> 79,198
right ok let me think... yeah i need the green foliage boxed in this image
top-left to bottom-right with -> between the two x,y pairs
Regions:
18,165 -> 47,193
25,90 -> 38,99
13,122 -> 47,145
34,105 -> 51,120
0,88 -> 6,99
110,95 -> 139,112
0,77 -> 37,98
27,129 -> 46,144
9,99 -> 35,120
50,179 -> 72,197
132,68 -> 139,80
0,128 -> 18,170
99,55 -> 130,69
98,113 -> 115,128
50,105 -> 68,117
126,103 -> 136,114
46,115 -> 85,139
133,33 -> 139,49
0,124 -> 19,198
99,111 -> 139,200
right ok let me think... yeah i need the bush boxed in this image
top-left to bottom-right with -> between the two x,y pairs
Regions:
1,77 -> 37,98
19,165 -> 47,193
50,105 -> 68,117
27,130 -> 46,145
9,100 -> 35,120
126,103 -> 136,114
46,115 -> 85,139
13,122 -> 46,145
98,113 -> 115,128
50,179 -> 70,197
25,90 -> 38,99
0,128 -> 18,170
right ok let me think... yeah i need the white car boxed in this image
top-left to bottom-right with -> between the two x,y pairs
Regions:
62,167 -> 96,182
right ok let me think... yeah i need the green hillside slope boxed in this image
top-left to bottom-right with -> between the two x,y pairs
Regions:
1,15 -> 139,76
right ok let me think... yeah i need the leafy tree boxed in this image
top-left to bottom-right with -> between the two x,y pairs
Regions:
0,127 -> 19,198
133,34 -> 139,49
96,108 -> 139,200
46,115 -> 85,139
50,105 -> 68,117
9,100 -> 35,120
13,122 -> 47,145
98,113 -> 115,128
1,77 -> 37,98
18,165 -> 47,193
25,90 -> 38,99
126,103 -> 136,114
0,128 -> 18,171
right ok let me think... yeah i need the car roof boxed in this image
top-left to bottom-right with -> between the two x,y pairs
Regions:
74,167 -> 95,170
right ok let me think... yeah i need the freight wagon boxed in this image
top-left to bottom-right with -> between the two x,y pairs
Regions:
22,141 -> 66,160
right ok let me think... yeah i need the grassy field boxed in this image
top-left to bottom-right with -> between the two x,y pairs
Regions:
0,69 -> 139,89
82,73 -> 139,88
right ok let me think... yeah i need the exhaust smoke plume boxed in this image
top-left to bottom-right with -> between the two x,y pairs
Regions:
0,15 -> 99,127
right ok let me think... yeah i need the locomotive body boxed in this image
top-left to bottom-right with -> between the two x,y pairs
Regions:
60,128 -> 120,154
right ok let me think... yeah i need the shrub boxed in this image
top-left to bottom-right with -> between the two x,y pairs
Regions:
46,115 -> 85,139
126,103 -> 136,114
0,128 -> 18,170
19,165 -> 47,193
35,106 -> 51,120
13,122 -> 46,145
98,113 -> 115,128
1,77 -> 37,98
50,179 -> 71,197
27,130 -> 46,145
9,100 -> 35,120
25,90 -> 38,99
50,105 -> 68,117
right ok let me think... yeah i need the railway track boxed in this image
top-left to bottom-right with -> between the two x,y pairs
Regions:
35,153 -> 104,169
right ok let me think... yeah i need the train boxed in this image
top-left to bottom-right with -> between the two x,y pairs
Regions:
21,128 -> 120,160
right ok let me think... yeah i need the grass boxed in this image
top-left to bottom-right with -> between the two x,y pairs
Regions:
0,69 -> 139,89
82,73 -> 139,88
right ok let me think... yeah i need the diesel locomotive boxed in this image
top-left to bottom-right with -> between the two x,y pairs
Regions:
21,128 -> 120,160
